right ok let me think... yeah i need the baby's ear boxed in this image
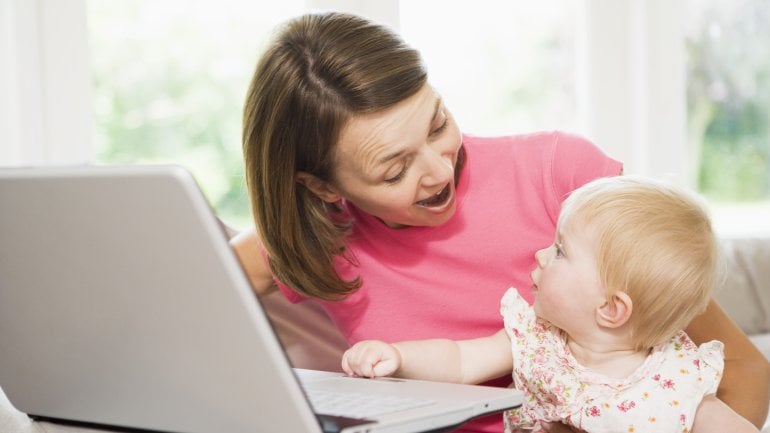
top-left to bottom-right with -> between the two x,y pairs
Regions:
595,292 -> 633,328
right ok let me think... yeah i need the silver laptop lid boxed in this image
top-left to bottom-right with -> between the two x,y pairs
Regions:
0,165 -> 323,433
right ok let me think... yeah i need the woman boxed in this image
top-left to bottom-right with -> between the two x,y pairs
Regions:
232,11 -> 770,433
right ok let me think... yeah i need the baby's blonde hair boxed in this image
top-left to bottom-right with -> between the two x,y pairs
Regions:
559,176 -> 717,350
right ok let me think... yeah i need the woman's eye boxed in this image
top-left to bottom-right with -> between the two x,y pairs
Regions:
385,165 -> 407,184
430,118 -> 448,136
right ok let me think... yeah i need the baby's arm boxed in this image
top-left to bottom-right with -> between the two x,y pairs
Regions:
691,395 -> 760,433
341,329 -> 512,385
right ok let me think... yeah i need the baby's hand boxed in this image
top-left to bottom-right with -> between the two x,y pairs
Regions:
341,340 -> 402,378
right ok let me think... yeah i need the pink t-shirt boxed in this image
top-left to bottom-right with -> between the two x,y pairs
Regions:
276,131 -> 622,433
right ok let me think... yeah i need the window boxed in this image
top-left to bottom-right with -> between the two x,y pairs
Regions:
86,0 -> 574,228
44,0 -> 767,235
400,1 -> 577,136
685,0 -> 770,236
86,0 -> 304,228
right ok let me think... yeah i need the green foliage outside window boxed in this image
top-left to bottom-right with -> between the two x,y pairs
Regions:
686,0 -> 770,202
87,1 -> 300,229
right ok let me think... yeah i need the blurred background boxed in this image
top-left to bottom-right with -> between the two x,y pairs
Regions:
2,0 -> 769,235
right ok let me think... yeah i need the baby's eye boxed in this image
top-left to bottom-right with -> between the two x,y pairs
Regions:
554,243 -> 564,258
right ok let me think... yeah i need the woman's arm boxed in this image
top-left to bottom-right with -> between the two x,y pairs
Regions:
692,395 -> 759,433
685,300 -> 770,428
230,227 -> 278,297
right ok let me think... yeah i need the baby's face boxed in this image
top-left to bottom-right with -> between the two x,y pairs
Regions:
530,222 -> 605,333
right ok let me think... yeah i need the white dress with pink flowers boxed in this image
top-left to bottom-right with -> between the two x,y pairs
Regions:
500,288 -> 724,433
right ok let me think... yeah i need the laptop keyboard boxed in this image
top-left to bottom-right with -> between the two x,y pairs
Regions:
305,389 -> 436,418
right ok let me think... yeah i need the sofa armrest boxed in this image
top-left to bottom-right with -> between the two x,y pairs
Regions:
714,237 -> 770,336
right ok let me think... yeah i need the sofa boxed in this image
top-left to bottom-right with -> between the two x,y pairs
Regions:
2,235 -> 770,433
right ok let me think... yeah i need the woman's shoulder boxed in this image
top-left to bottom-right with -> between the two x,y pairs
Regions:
462,130 -> 605,163
462,130 -> 618,178
462,129 -> 594,147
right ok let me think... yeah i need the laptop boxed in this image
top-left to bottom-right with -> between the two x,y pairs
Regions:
0,165 -> 521,433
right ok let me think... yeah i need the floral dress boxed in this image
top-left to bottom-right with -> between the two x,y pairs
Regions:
500,288 -> 724,433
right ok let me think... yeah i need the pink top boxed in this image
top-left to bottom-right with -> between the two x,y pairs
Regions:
275,131 -> 622,433
501,288 -> 724,433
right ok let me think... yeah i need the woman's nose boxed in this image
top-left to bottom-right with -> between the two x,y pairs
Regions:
418,145 -> 454,186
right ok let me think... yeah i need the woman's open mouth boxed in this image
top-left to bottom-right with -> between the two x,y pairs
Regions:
416,184 -> 451,207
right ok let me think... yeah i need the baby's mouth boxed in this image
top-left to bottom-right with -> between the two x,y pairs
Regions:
416,184 -> 451,207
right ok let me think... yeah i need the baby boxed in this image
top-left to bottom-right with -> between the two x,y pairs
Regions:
342,176 -> 758,433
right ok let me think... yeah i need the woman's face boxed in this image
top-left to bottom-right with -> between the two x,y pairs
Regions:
327,84 -> 463,228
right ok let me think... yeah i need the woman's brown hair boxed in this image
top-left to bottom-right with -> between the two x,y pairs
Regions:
242,12 -> 427,300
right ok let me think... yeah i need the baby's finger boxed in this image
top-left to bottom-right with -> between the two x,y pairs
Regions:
371,358 -> 398,377
342,347 -> 370,376
340,353 -> 356,376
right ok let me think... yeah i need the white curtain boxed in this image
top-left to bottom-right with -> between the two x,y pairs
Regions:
0,0 -> 93,166
577,0 -> 689,185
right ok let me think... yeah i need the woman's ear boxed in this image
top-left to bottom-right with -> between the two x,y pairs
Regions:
595,292 -> 633,329
295,172 -> 342,203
